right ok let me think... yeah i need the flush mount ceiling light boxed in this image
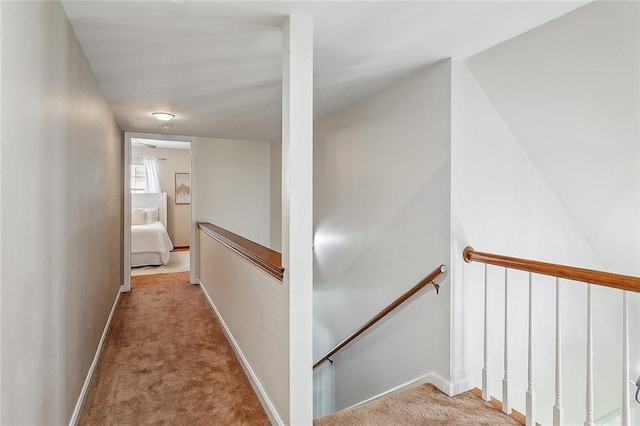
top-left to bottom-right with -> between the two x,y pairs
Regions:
152,112 -> 175,121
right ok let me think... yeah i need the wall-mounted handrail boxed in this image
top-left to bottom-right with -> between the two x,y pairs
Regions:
463,246 -> 640,293
313,264 -> 446,369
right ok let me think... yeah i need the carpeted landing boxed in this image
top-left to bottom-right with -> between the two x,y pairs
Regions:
314,383 -> 521,425
79,272 -> 269,425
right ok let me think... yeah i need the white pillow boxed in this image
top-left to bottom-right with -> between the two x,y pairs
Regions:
131,208 -> 147,225
143,207 -> 159,224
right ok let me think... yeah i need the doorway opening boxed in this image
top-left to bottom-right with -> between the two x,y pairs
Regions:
123,132 -> 197,292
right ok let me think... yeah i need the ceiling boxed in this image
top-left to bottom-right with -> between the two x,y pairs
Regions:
61,1 -> 587,142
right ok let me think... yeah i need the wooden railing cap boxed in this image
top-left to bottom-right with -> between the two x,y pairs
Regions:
463,246 -> 640,293
198,222 -> 284,281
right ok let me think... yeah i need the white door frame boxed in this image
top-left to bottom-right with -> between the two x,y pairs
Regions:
123,132 -> 198,292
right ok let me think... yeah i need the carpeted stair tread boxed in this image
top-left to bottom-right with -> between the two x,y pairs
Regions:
314,383 -> 520,425
79,272 -> 269,425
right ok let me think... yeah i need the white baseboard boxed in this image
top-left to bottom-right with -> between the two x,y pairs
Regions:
198,280 -> 284,426
341,372 -> 474,413
69,287 -> 122,426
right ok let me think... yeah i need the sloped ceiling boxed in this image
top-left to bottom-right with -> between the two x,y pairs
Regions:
61,0 -> 587,142
466,1 -> 640,275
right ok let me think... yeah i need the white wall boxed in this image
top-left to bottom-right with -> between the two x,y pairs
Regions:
0,2 -> 122,424
0,0 -> 3,419
195,137 -> 271,247
314,60 -> 452,415
132,146 -> 191,247
452,2 -> 640,424
464,1 -> 640,276
198,230 -> 289,424
270,139 -> 282,251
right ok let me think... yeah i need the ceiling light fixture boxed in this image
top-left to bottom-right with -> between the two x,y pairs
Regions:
152,112 -> 175,121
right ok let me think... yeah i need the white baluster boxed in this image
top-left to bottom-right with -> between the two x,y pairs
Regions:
526,272 -> 536,426
482,263 -> 489,401
503,267 -> 511,414
622,291 -> 630,426
584,284 -> 595,426
553,277 -> 564,426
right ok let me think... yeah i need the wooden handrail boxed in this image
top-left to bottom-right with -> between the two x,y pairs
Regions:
198,222 -> 284,280
313,264 -> 446,369
463,246 -> 640,293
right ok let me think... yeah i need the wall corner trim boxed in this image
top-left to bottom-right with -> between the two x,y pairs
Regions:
198,281 -> 284,426
68,287 -> 122,425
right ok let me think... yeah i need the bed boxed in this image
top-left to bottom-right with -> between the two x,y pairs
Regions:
131,192 -> 174,267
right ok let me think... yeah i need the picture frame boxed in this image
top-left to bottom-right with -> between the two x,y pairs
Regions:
175,173 -> 191,204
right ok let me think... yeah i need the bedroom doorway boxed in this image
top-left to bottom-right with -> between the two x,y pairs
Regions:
123,132 -> 197,292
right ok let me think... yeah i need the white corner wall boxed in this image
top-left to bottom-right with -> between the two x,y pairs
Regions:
451,2 -> 640,424
195,137 -> 271,247
270,139 -> 282,252
314,60 -> 452,415
282,15 -> 314,424
464,1 -> 640,276
0,2 -> 122,424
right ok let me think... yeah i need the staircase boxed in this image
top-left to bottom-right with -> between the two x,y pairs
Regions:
314,383 -> 519,425
314,248 -> 640,425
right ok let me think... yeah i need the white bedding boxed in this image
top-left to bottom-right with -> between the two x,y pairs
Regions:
131,221 -> 173,265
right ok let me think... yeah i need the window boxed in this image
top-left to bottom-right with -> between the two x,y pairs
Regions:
131,164 -> 146,193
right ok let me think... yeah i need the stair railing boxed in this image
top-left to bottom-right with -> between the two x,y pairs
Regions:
313,264 -> 446,369
463,246 -> 640,426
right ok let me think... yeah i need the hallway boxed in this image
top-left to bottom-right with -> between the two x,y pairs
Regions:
79,272 -> 269,425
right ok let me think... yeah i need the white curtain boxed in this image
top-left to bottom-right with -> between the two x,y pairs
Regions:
143,158 -> 162,193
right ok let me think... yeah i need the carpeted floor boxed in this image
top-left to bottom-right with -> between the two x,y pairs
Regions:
314,383 -> 521,425
131,251 -> 190,276
78,272 -> 269,425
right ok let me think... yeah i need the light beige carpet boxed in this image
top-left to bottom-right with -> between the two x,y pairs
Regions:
79,272 -> 269,425
314,383 -> 521,425
131,250 -> 190,276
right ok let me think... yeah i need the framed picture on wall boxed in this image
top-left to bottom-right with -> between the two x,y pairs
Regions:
175,173 -> 191,204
